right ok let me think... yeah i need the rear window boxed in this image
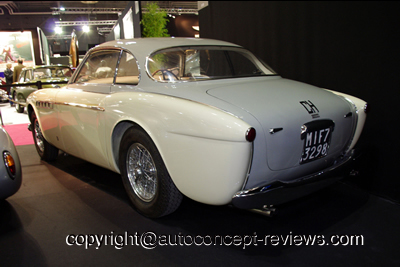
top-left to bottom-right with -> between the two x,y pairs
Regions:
147,46 -> 276,82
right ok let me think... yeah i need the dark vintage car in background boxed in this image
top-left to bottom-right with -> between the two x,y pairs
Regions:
11,65 -> 72,113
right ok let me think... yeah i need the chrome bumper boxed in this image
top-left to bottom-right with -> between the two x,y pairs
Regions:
231,150 -> 356,209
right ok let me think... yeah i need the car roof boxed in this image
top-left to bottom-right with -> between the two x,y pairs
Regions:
95,37 -> 243,56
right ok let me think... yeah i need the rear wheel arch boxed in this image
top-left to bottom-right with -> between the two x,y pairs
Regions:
111,121 -> 150,172
112,121 -> 134,171
113,121 -> 182,217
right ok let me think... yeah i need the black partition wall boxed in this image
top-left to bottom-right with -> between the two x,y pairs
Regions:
199,1 -> 400,203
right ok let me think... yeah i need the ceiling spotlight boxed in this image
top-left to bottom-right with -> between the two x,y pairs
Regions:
82,25 -> 90,33
55,26 -> 62,34
60,7 -> 65,11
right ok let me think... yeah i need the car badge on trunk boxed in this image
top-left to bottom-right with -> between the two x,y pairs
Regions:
300,100 -> 320,119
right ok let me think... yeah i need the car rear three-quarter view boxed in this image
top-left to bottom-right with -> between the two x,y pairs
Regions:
26,38 -> 368,218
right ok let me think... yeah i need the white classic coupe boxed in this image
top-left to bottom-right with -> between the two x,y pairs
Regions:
26,38 -> 368,218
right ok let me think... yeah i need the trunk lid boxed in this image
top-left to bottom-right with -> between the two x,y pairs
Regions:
206,77 -> 355,171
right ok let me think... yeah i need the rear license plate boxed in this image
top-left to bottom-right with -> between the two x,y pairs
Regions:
300,120 -> 334,164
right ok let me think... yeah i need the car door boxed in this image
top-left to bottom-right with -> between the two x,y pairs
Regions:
16,69 -> 36,87
12,70 -> 28,94
55,49 -> 121,169
13,69 -> 35,102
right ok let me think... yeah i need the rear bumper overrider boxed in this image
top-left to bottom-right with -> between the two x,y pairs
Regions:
231,149 -> 356,209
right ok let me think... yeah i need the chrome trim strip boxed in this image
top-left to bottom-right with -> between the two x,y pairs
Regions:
55,102 -> 105,111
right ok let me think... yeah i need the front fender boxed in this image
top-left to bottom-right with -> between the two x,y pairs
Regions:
107,92 -> 253,205
15,87 -> 37,101
26,89 -> 60,147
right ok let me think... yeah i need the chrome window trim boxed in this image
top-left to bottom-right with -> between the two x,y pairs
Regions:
114,49 -> 141,86
70,46 -> 141,88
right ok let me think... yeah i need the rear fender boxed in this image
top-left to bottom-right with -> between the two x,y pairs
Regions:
108,92 -> 253,205
324,89 -> 368,150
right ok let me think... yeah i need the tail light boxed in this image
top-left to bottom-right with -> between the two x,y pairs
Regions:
246,127 -> 256,142
3,151 -> 16,178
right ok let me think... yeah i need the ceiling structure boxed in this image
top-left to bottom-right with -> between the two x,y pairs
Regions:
0,1 -> 199,14
0,1 -> 199,36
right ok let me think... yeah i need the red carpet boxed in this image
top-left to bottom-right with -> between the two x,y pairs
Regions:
3,123 -> 34,146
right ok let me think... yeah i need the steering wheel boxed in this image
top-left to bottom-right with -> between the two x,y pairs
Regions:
152,69 -> 179,81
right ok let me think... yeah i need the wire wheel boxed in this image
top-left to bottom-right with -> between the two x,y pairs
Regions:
126,143 -> 158,202
30,111 -> 58,161
119,126 -> 183,218
34,119 -> 45,153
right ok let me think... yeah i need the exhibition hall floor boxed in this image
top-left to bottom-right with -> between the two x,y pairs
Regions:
1,102 -> 399,266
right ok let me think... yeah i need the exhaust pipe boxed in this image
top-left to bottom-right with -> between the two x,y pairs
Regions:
250,205 -> 276,217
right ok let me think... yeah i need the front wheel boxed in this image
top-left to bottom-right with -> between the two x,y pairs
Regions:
119,127 -> 182,218
14,94 -> 24,113
31,112 -> 59,161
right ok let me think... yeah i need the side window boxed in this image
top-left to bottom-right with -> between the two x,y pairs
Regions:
75,50 -> 120,84
25,70 -> 33,81
57,67 -> 72,77
33,69 -> 47,79
18,70 -> 26,83
115,51 -> 140,85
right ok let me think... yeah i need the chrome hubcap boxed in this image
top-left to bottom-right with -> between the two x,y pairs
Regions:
14,95 -> 19,109
127,143 -> 157,202
34,120 -> 44,152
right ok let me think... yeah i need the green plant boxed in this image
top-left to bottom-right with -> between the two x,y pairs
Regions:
141,2 -> 170,37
